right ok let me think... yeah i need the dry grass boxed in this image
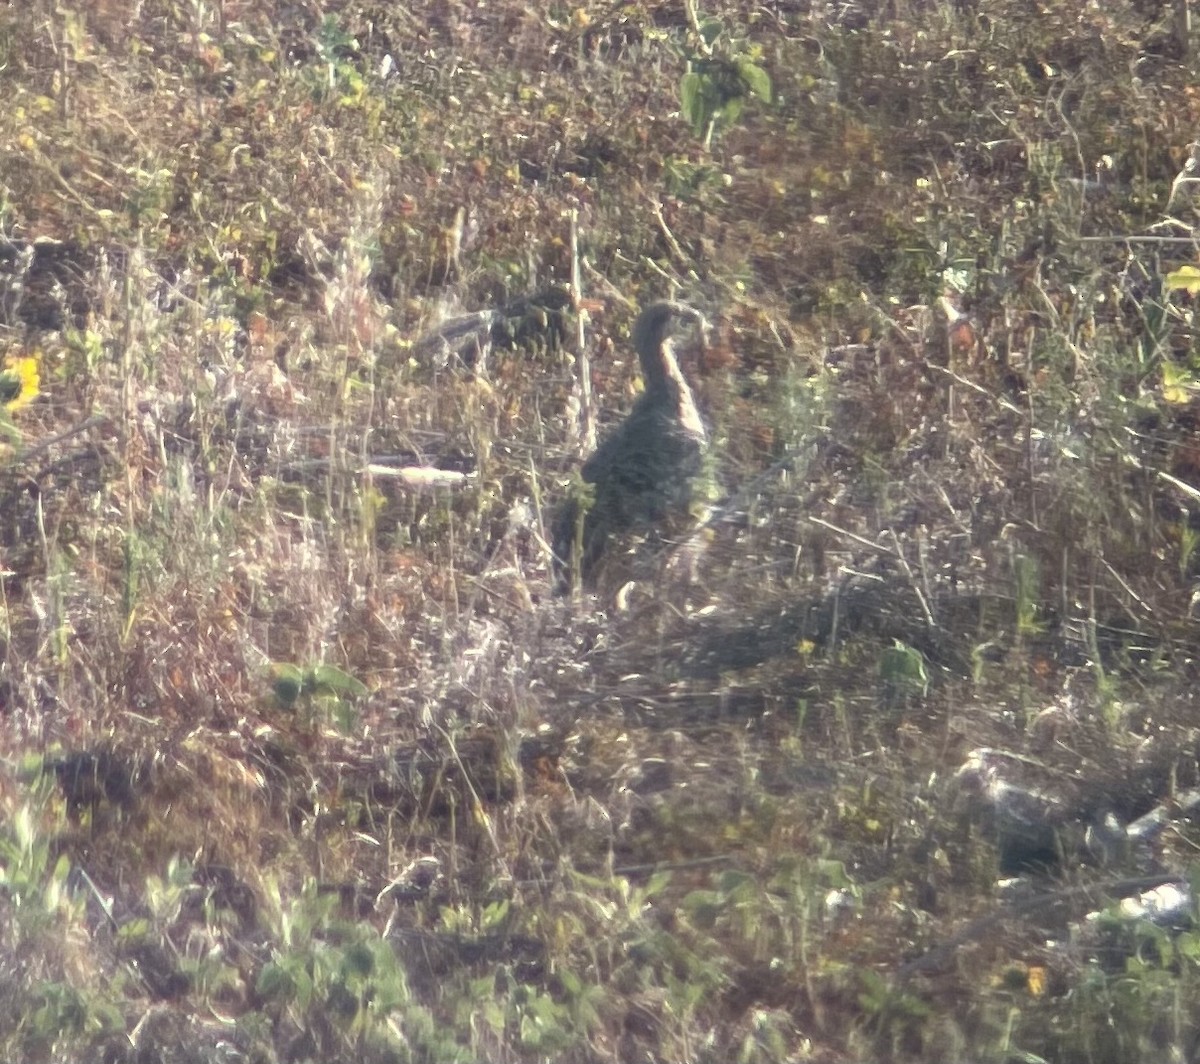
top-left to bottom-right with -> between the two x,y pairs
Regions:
2,0 -> 1200,1061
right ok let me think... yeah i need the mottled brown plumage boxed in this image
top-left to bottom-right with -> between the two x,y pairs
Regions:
554,301 -> 709,591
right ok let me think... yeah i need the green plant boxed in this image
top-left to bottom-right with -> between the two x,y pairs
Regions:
0,786 -> 126,1058
258,877 -> 464,1061
309,14 -> 366,106
25,981 -> 123,1055
857,970 -> 934,1054
679,6 -> 772,148
1012,553 -> 1042,638
879,640 -> 929,707
269,662 -> 368,731
1179,524 -> 1198,579
0,805 -> 78,930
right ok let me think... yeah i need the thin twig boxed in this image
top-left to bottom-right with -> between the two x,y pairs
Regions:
16,415 -> 113,464
1158,469 -> 1200,504
923,362 -> 1025,416
1098,555 -> 1152,615
648,198 -> 690,266
806,516 -> 898,557
570,208 -> 595,453
887,529 -> 936,629
1073,235 -> 1198,244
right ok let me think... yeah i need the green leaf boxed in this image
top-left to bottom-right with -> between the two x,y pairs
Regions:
737,59 -> 772,102
341,941 -> 376,979
719,95 -> 745,128
716,869 -> 755,893
255,962 -> 294,1000
815,858 -> 852,888
681,888 -> 723,928
879,641 -> 928,695
680,71 -> 707,135
1162,360 -> 1198,405
643,870 -> 673,898
1166,264 -> 1200,295
698,17 -> 723,47
270,664 -> 305,707
307,664 -> 368,697
481,898 -> 511,931
116,917 -> 152,943
0,370 -> 20,403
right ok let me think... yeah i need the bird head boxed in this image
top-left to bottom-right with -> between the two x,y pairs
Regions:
631,301 -> 710,393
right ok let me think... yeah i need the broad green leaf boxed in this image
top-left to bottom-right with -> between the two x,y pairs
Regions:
1162,360 -> 1197,405
880,641 -> 928,695
737,59 -> 772,102
698,17 -> 723,46
680,71 -> 706,134
1166,264 -> 1200,295
307,664 -> 367,697
270,664 -> 305,707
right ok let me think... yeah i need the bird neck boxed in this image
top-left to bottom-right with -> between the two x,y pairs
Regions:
644,343 -> 705,438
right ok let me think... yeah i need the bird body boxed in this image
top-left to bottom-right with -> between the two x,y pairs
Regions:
554,301 -> 709,591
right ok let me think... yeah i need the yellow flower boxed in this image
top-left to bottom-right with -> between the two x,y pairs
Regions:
0,355 -> 40,411
1026,965 -> 1047,997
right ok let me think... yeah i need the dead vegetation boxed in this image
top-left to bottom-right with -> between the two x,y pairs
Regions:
2,1 -> 1200,1061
